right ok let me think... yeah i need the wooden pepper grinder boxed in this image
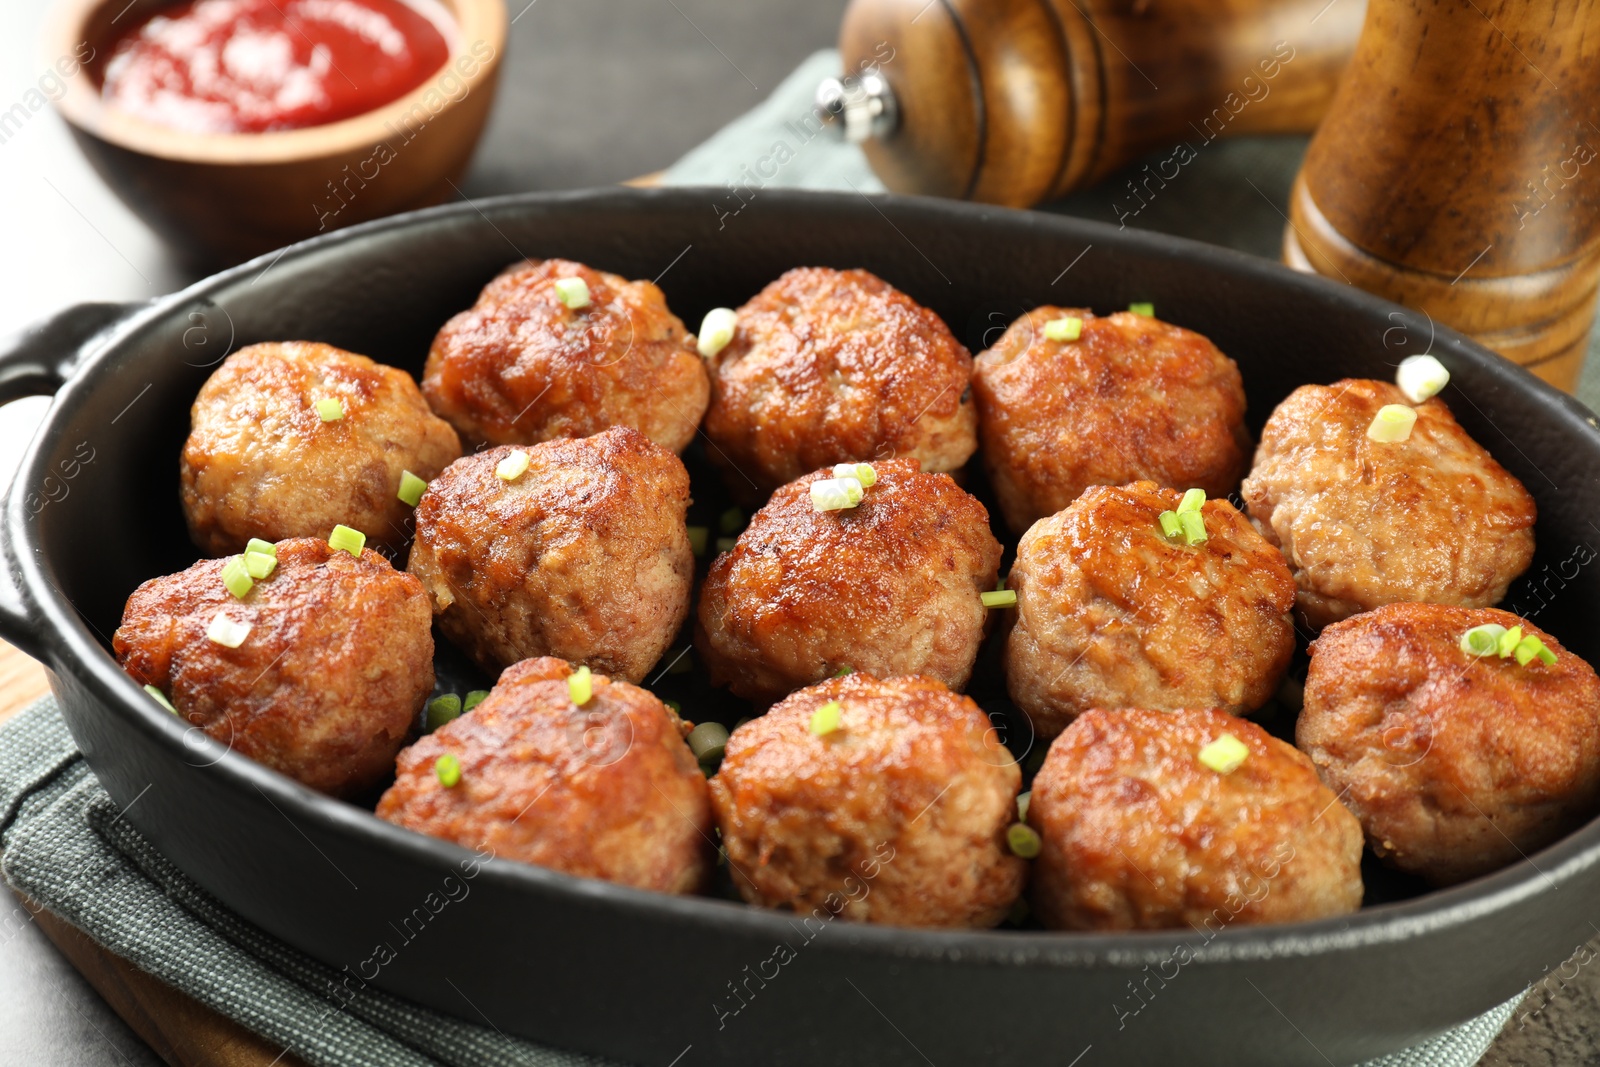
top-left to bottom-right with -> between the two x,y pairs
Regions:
1285,0 -> 1600,390
819,0 -> 1366,207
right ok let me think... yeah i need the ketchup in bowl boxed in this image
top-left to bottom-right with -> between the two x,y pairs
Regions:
101,0 -> 453,134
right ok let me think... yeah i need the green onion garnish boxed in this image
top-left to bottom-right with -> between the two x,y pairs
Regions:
1198,733 -> 1249,774
554,276 -> 591,309
435,754 -> 461,787
463,690 -> 489,712
244,550 -> 276,580
1509,634 -> 1556,666
715,536 -> 737,554
1128,302 -> 1154,317
833,462 -> 878,487
833,664 -> 853,678
810,477 -> 864,512
809,700 -> 843,736
1397,354 -> 1449,404
221,555 -> 254,599
718,507 -> 744,535
982,589 -> 1017,609
1016,790 -> 1031,822
1006,822 -> 1042,858
1177,488 -> 1206,514
688,721 -> 729,766
1367,404 -> 1417,443
1180,510 -> 1208,546
1497,625 -> 1523,658
426,694 -> 462,731
314,397 -> 344,422
143,685 -> 177,714
328,525 -> 365,556
205,611 -> 251,648
1158,510 -> 1183,539
1043,316 -> 1083,342
696,308 -> 738,358
1459,624 -> 1506,657
686,525 -> 708,556
398,470 -> 428,507
245,538 -> 277,558
665,699 -> 682,713
1536,642 -> 1558,666
568,665 -> 593,706
495,450 -> 530,482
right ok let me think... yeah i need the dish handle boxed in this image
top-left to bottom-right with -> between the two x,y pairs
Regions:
0,300 -> 151,660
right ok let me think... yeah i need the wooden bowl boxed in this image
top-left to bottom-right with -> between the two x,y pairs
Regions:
47,0 -> 506,267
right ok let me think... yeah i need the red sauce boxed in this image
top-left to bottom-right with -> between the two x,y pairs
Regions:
101,0 -> 453,134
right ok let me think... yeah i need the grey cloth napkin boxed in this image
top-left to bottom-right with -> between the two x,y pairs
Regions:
0,696 -> 1525,1066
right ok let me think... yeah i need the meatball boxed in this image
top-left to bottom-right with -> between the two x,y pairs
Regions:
377,657 -> 713,893
407,426 -> 693,683
1028,707 -> 1365,931
422,258 -> 709,453
1242,378 -> 1536,630
1298,603 -> 1600,885
181,341 -> 462,556
113,538 -> 433,797
695,458 -> 1001,704
973,307 -> 1250,533
710,673 -> 1026,927
700,267 -> 976,500
1005,481 -> 1297,741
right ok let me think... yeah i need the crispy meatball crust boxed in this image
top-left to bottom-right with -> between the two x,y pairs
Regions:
181,342 -> 462,556
1029,707 -> 1365,931
695,458 -> 1002,704
113,538 -> 433,797
1242,378 -> 1536,630
1005,482 -> 1297,741
710,673 -> 1026,927
377,657 -> 713,893
1298,603 -> 1600,885
701,268 -> 977,499
421,259 -> 709,453
406,427 -> 693,683
974,308 -> 1251,533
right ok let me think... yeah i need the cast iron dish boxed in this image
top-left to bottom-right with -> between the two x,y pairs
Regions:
4,188 -> 1598,1066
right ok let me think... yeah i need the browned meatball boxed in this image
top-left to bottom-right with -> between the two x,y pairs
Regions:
1029,707 -> 1364,931
377,657 -> 713,893
422,258 -> 709,453
701,268 -> 976,500
181,342 -> 461,556
1243,378 -> 1536,630
1005,482 -> 1297,741
1298,603 -> 1600,885
695,458 -> 1001,704
407,426 -> 693,683
711,673 -> 1025,927
974,308 -> 1250,533
113,538 -> 433,797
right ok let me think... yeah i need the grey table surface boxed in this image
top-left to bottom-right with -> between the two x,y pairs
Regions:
0,0 -> 1595,1062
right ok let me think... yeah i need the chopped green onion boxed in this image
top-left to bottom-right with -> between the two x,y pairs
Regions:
715,536 -> 737,554
398,470 -> 428,507
665,699 -> 682,713
1177,488 -> 1206,514
810,477 -> 863,512
1397,354 -> 1450,404
1043,316 -> 1083,342
143,685 -> 177,714
1198,733 -> 1249,774
719,507 -> 744,535
688,721 -> 729,765
1158,510 -> 1183,539
982,589 -> 1018,609
426,694 -> 462,731
1514,637 -> 1542,666
1180,510 -> 1208,546
1006,822 -> 1042,858
435,754 -> 462,787
1459,624 -> 1507,657
696,308 -> 738,358
244,550 -> 277,580
328,525 -> 365,556
809,700 -> 843,736
1016,790 -> 1031,822
833,664 -> 853,678
833,462 -> 878,487
687,525 -> 708,556
314,397 -> 344,422
1128,302 -> 1154,317
1367,404 -> 1417,443
245,538 -> 277,558
495,450 -> 530,482
463,690 -> 489,712
221,556 -> 254,599
568,665 -> 593,705
1537,643 -> 1558,666
554,276 -> 591,309
205,611 -> 251,648
1497,625 -> 1523,658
